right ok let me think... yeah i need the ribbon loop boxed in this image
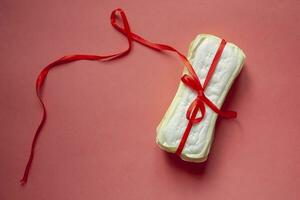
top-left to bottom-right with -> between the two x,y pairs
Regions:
181,74 -> 202,91
186,99 -> 206,124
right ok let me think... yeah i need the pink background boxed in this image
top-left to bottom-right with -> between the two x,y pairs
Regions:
0,0 -> 299,199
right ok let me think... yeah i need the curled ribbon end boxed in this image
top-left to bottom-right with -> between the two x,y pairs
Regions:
226,111 -> 237,118
20,168 -> 30,186
20,178 -> 27,186
233,112 -> 237,118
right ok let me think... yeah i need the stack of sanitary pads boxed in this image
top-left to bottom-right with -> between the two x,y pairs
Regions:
156,34 -> 245,162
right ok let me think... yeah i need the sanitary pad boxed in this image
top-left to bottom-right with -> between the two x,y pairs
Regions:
156,34 -> 245,162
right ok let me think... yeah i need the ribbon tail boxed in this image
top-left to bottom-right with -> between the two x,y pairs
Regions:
20,94 -> 47,185
202,95 -> 237,118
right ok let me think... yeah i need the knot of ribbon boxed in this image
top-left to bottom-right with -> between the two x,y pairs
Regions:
181,74 -> 206,124
181,73 -> 237,125
21,8 -> 237,185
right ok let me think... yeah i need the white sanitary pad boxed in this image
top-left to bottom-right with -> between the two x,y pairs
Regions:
156,34 -> 245,162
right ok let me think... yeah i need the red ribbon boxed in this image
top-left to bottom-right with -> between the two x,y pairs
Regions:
21,8 -> 237,185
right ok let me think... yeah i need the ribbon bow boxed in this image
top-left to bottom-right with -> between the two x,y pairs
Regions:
182,74 -> 237,124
